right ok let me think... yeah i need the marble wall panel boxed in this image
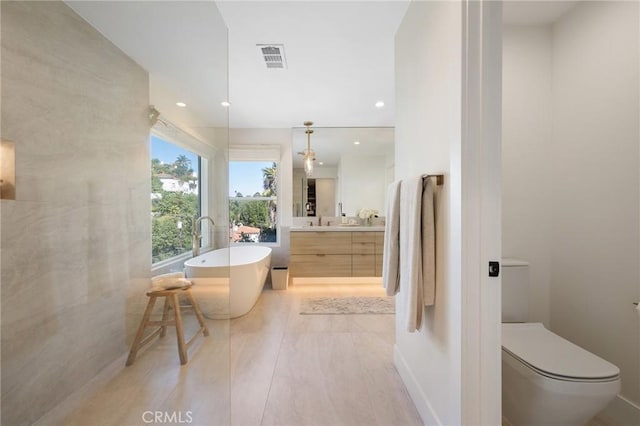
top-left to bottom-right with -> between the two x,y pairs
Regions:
1,2 -> 150,424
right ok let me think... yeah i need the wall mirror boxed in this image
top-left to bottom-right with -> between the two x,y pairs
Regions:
291,127 -> 394,218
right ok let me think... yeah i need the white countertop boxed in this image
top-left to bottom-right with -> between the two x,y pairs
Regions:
290,225 -> 384,232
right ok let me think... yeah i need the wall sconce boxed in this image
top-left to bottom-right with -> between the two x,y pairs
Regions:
1,140 -> 16,200
149,106 -> 160,126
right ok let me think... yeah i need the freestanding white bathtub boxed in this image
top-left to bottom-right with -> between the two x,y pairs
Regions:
184,246 -> 272,319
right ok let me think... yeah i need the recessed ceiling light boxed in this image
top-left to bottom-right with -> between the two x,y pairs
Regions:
221,101 -> 231,107
319,162 -> 324,166
354,141 -> 360,145
176,102 -> 187,108
375,101 -> 385,108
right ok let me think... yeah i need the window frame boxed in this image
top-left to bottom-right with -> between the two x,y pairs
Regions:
229,145 -> 281,247
150,127 -> 210,268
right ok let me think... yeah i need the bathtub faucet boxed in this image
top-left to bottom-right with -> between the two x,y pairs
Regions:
192,216 -> 215,257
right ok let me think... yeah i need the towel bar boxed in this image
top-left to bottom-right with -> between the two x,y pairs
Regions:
422,174 -> 444,186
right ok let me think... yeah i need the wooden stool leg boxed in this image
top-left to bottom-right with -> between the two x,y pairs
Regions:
186,290 -> 210,337
126,295 -> 158,366
171,293 -> 188,365
159,296 -> 171,338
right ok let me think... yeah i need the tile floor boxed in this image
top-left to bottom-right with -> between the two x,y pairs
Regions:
56,284 -> 422,426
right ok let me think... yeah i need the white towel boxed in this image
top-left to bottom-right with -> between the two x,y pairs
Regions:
151,272 -> 192,290
422,177 -> 436,306
399,176 -> 424,332
383,180 -> 402,296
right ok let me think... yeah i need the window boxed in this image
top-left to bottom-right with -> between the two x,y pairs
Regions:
151,134 -> 201,263
229,161 -> 278,243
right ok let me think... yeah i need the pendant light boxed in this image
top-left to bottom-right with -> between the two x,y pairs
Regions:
301,121 -> 316,177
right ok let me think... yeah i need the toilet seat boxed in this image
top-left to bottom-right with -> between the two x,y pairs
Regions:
502,323 -> 620,382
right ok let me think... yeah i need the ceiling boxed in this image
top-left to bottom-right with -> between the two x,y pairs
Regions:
503,1 -> 578,26
217,1 -> 409,129
223,0 -> 578,128
68,0 -> 579,131
68,0 -> 409,130
67,1 -> 228,128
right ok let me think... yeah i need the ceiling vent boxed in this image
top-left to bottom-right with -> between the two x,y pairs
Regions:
257,44 -> 287,69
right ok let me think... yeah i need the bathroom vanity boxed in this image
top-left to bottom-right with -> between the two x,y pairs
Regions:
289,227 -> 384,277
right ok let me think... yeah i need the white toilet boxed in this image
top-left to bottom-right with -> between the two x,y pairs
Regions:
501,258 -> 620,426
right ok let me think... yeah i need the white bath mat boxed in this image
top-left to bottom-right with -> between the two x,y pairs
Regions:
299,296 -> 395,315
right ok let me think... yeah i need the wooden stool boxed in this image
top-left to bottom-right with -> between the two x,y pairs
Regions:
126,284 -> 209,366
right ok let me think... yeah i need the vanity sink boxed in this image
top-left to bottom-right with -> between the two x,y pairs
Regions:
290,225 -> 384,232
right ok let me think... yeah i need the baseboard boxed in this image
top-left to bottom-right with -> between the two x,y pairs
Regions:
599,394 -> 640,426
33,352 -> 128,426
393,344 -> 439,426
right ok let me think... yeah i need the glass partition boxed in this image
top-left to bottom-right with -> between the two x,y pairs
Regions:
0,2 -> 231,425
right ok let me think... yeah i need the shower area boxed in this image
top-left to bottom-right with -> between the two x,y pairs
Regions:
0,1 -> 232,424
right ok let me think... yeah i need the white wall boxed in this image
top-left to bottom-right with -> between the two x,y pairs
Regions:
202,127 -> 230,251
339,154 -> 387,216
502,25 -> 553,326
550,1 -> 640,417
395,1 -> 463,424
502,2 -> 640,421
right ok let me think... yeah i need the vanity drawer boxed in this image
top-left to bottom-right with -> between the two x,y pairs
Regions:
352,232 -> 377,254
375,232 -> 384,254
352,232 -> 376,243
375,254 -> 383,277
352,254 -> 375,277
352,242 -> 375,254
290,254 -> 352,277
290,232 -> 352,255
